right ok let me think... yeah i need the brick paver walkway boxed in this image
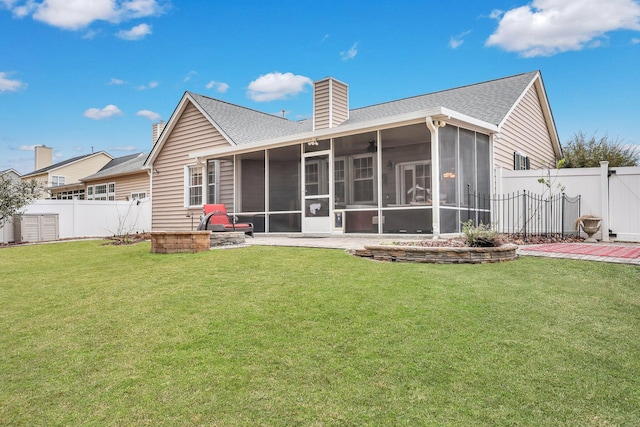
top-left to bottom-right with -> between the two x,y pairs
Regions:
518,243 -> 640,265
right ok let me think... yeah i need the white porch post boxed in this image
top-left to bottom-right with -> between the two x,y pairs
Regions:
426,117 -> 440,238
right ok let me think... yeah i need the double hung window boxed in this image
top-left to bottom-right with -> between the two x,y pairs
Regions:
352,155 -> 375,203
186,165 -> 203,206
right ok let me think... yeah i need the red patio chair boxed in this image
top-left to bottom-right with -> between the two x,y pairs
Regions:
197,204 -> 254,236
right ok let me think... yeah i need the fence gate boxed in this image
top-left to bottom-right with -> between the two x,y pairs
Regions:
608,169 -> 640,241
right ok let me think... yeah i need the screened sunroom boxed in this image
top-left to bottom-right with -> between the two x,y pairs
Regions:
202,121 -> 491,236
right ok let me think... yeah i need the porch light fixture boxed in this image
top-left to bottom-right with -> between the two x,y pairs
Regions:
307,138 -> 319,146
443,171 -> 456,179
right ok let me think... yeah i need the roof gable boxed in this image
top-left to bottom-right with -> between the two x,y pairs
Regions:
188,92 -> 311,145
22,151 -> 113,178
82,153 -> 147,181
346,71 -> 538,126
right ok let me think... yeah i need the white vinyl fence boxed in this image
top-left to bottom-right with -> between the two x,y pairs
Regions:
497,162 -> 640,242
1,198 -> 151,244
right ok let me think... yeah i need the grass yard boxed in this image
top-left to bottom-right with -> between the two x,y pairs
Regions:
1,240 -> 639,426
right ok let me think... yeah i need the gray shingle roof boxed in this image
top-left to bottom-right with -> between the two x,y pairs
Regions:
188,71 -> 538,146
188,93 -> 312,146
346,71 -> 538,126
82,152 -> 147,180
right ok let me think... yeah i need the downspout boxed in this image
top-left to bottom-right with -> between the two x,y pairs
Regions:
426,117 -> 440,239
147,167 -> 153,231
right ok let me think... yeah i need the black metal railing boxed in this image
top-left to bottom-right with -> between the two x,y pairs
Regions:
466,186 -> 581,239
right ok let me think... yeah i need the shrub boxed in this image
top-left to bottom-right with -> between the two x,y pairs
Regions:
461,220 -> 501,247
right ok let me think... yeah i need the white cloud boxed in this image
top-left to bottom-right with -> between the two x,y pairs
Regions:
136,109 -> 161,121
247,72 -> 312,102
632,37 -> 640,44
82,28 -> 99,39
83,104 -> 123,120
4,0 -> 165,31
108,77 -> 125,85
110,145 -> 137,151
488,9 -> 503,20
486,0 -> 640,57
18,144 -> 36,151
340,42 -> 359,61
183,70 -> 197,82
449,30 -> 471,49
137,80 -> 159,90
0,71 -> 27,92
206,80 -> 229,93
116,23 -> 152,40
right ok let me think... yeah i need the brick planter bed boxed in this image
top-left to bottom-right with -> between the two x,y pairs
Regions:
355,244 -> 518,264
150,231 -> 211,254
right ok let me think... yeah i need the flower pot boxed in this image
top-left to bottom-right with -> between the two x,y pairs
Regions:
579,217 -> 601,243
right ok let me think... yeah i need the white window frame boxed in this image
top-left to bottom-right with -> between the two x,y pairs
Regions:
334,157 -> 347,205
396,160 -> 432,205
514,152 -> 530,171
184,164 -> 204,207
351,153 -> 376,204
94,183 -> 108,201
51,175 -> 65,186
87,185 -> 94,200
131,192 -> 147,200
108,182 -> 116,201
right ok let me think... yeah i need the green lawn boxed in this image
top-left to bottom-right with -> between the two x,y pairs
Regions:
1,240 -> 639,426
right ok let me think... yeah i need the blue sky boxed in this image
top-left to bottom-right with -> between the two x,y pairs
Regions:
1,0 -> 639,174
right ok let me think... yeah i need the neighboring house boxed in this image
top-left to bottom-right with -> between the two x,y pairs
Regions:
81,152 -> 149,201
0,168 -> 21,182
145,70 -> 561,236
21,146 -> 113,199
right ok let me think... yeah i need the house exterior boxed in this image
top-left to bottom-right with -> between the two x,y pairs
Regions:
145,71 -> 561,236
0,168 -> 21,182
82,153 -> 150,201
21,146 -> 113,199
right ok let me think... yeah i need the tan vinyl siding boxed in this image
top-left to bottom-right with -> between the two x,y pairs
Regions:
219,160 -> 234,211
313,78 -> 348,130
114,172 -> 149,200
51,153 -> 112,184
330,80 -> 349,126
314,80 -> 330,130
85,172 -> 149,200
152,101 -> 232,231
495,85 -> 557,170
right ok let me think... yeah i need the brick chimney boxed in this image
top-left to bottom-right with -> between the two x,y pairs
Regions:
152,121 -> 166,145
313,77 -> 348,131
34,145 -> 52,170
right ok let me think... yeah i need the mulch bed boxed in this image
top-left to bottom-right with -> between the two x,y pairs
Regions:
390,234 -> 585,248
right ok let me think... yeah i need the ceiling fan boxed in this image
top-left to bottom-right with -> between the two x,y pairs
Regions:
366,140 -> 377,153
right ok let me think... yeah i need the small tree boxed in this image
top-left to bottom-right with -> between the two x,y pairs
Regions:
0,176 -> 45,227
562,132 -> 639,168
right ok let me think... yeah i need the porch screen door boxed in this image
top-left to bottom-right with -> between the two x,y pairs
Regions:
303,153 -> 330,233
